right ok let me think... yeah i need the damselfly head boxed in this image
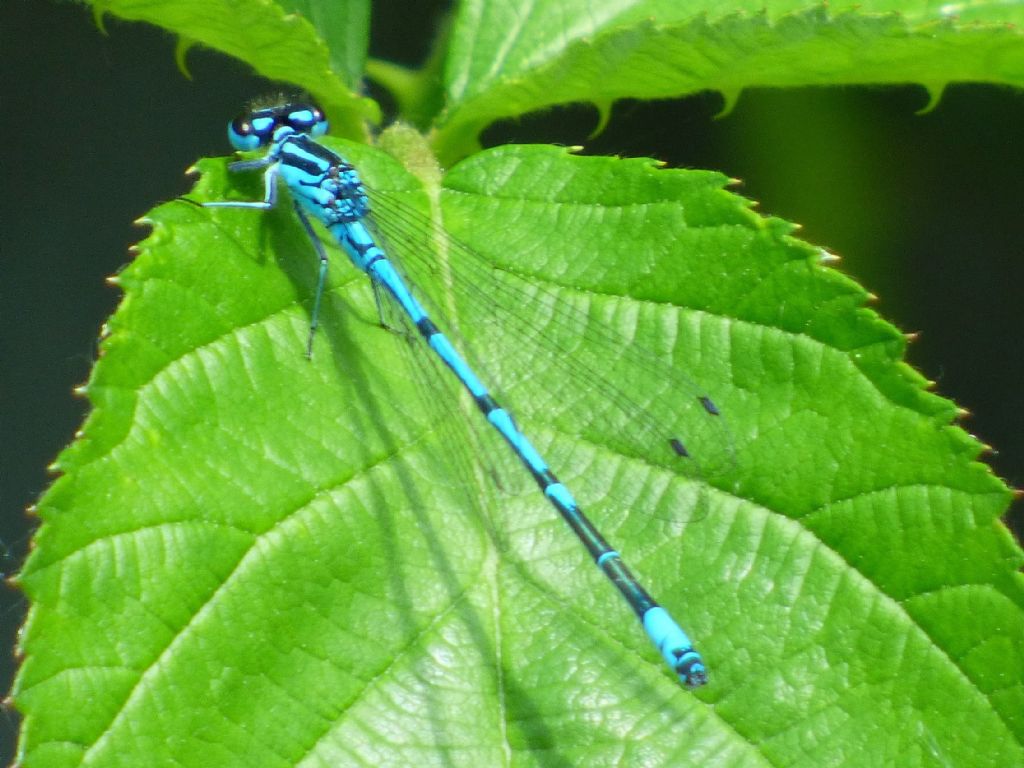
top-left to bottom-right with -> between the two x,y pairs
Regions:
227,102 -> 329,151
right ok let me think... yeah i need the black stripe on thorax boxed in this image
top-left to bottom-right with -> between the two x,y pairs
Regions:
281,134 -> 342,176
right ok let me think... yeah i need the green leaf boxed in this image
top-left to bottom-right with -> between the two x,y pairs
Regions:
13,138 -> 1023,766
277,0 -> 371,89
16,2 -> 1024,764
433,1 -> 1024,160
88,0 -> 378,139
82,1 -> 1024,162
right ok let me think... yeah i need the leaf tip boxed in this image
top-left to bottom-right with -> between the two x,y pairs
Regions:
174,37 -> 195,81
588,100 -> 613,140
91,2 -> 110,36
916,84 -> 947,115
714,89 -> 742,119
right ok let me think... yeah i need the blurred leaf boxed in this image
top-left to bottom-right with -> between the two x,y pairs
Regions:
431,1 -> 1024,161
89,0 -> 378,138
278,0 -> 371,88
84,1 -> 1024,163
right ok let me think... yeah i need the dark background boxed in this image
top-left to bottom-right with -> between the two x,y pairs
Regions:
3,0 -> 1022,762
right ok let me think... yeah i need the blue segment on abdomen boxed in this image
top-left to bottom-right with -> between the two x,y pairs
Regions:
486,407 -> 549,472
642,607 -> 705,686
545,482 -> 577,512
404,326 -> 483,398
372,259 -> 429,325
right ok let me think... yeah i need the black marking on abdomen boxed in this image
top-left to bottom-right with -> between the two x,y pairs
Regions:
538,467 -> 559,489
475,393 -> 499,416
415,317 -> 438,340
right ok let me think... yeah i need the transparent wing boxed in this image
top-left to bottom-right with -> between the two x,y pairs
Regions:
367,272 -> 517,526
358,177 -> 736,520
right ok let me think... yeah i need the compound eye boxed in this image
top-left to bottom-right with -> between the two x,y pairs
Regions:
227,112 -> 275,151
309,106 -> 329,138
285,103 -> 327,134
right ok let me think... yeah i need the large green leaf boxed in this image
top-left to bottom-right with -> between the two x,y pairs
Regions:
13,135 -> 1022,766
